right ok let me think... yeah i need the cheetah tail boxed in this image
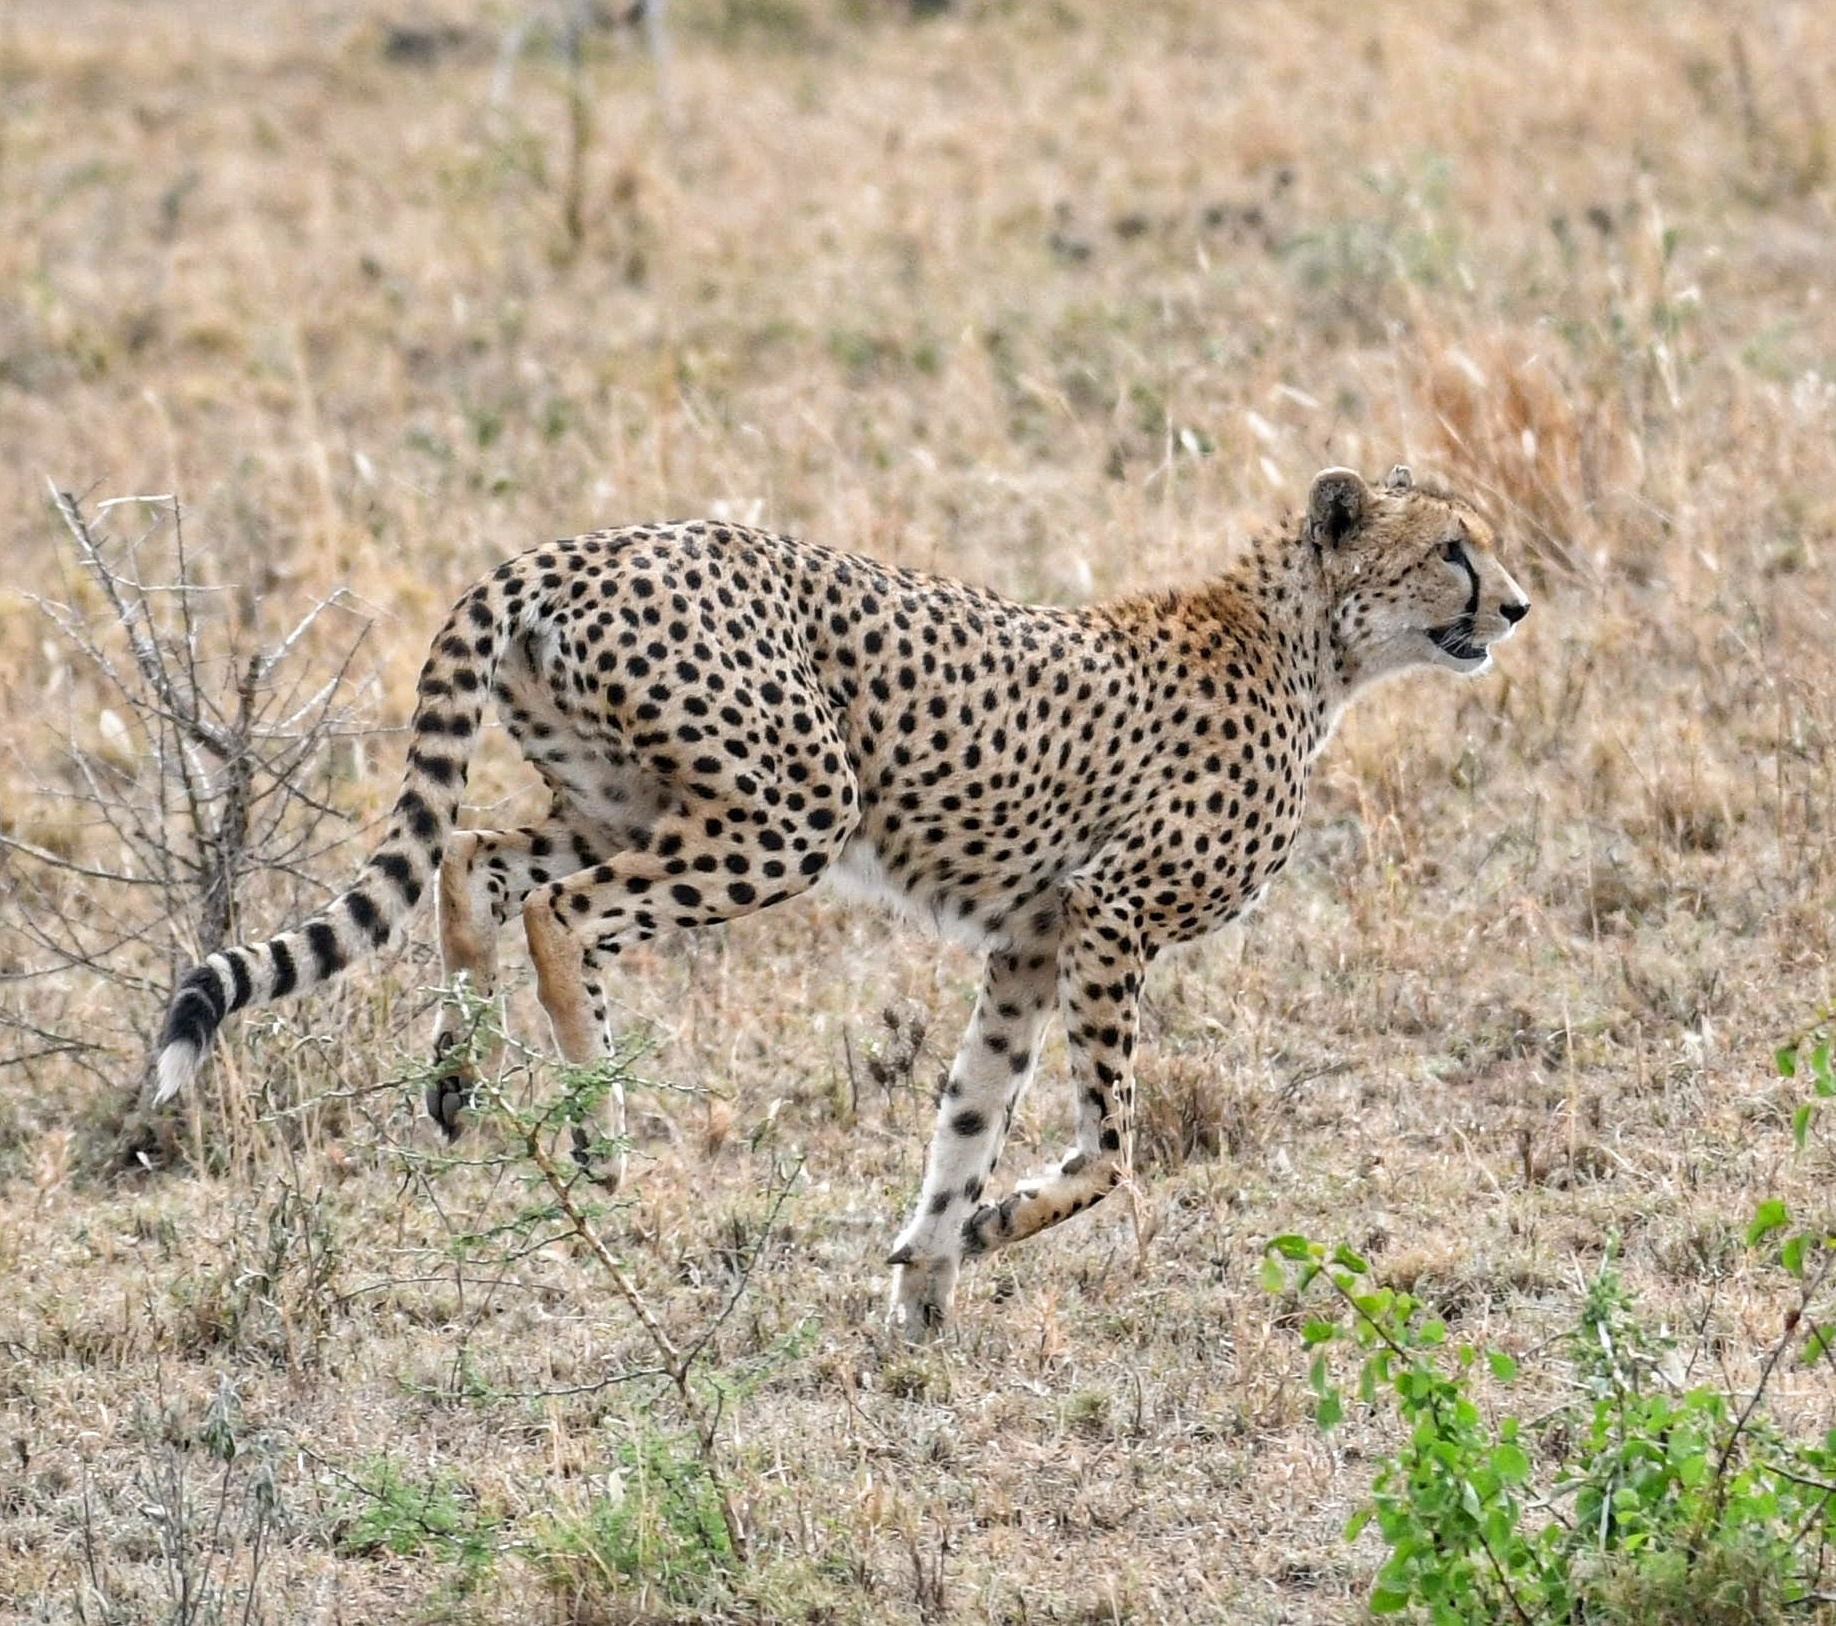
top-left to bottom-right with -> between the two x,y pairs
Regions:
152,577 -> 509,1105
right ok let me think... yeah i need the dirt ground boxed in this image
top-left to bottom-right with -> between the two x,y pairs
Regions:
3,1 -> 1836,1620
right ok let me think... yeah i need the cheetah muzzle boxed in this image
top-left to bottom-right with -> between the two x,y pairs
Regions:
150,464 -> 1530,1341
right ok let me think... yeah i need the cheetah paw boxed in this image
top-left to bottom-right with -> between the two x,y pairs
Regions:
960,1193 -> 1024,1257
888,1255 -> 958,1341
424,1057 -> 475,1142
570,1124 -> 624,1192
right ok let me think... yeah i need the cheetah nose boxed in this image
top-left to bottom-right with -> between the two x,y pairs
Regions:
1500,599 -> 1529,625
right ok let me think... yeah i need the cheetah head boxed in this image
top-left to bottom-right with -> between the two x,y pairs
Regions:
1308,464 -> 1530,690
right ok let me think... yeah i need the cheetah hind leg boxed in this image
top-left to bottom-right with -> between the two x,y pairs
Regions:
520,789 -> 862,1195
520,892 -> 630,1190
428,822 -> 602,1140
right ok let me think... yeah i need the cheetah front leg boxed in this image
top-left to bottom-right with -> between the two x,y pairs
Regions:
961,885 -> 1142,1260
428,818 -> 606,1138
888,945 -> 1058,1340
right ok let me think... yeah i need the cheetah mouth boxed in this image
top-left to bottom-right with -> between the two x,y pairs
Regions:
1428,621 -> 1490,670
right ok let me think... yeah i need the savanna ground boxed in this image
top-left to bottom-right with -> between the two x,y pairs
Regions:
2,0 -> 1835,1620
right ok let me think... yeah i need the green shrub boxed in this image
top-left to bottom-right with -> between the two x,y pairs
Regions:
1265,1234 -> 1836,1623
1263,1020 -> 1836,1625
529,1425 -> 737,1611
336,1455 -> 499,1589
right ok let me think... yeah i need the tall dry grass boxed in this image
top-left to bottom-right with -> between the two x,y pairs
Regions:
2,0 -> 1835,1620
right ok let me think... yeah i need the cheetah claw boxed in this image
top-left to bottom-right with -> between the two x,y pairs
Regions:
424,1055 -> 475,1142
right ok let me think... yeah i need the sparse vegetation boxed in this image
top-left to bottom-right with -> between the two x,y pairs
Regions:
1264,1231 -> 1836,1623
334,1454 -> 500,1585
1265,1027 -> 1836,1622
2,0 -> 1835,1620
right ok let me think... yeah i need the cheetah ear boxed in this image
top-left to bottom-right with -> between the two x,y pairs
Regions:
1383,464 -> 1414,492
1307,467 -> 1368,547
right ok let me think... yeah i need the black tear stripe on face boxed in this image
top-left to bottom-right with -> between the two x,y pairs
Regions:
1454,549 -> 1480,619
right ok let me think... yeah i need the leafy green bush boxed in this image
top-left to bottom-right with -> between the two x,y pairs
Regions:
336,1455 -> 500,1588
528,1425 -> 738,1611
1263,1021 -> 1836,1623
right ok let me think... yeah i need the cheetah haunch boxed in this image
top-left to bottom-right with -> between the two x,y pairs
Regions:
153,465 -> 1528,1337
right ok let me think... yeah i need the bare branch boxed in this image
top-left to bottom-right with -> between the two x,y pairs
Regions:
7,482 -> 377,1152
48,484 -> 237,761
0,832 -> 167,887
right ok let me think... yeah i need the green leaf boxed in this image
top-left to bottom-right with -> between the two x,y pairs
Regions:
1782,1233 -> 1808,1279
1258,1257 -> 1285,1296
1778,1045 -> 1799,1078
1345,1506 -> 1373,1541
1317,1390 -> 1344,1429
1487,1349 -> 1518,1382
1268,1233 -> 1314,1261
1369,1585 -> 1412,1615
1803,1324 -> 1836,1366
1331,1244 -> 1370,1274
1748,1198 -> 1791,1247
1795,1101 -> 1815,1151
1302,1318 -> 1339,1347
1492,1442 -> 1531,1483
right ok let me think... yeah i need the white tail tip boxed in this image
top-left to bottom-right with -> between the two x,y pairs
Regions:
153,1042 -> 199,1106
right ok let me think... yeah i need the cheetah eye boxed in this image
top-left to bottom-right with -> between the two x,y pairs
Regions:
1440,540 -> 1465,565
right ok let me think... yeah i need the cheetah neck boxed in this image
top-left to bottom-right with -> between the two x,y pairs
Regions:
1161,522 -> 1344,760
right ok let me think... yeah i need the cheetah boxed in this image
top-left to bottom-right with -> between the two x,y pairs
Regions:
153,464 -> 1529,1337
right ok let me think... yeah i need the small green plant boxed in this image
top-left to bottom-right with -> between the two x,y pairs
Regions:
335,1455 -> 499,1591
1778,1013 -> 1836,1152
529,1424 -> 737,1610
380,991 -> 804,1597
1264,1210 -> 1836,1622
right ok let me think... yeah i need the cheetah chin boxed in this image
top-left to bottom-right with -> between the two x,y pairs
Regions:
149,462 -> 1529,1340
1428,619 -> 1493,671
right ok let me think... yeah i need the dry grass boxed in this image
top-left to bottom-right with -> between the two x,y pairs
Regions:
3,0 -> 1836,1619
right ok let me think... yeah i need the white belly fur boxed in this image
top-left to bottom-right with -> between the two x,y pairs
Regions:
825,837 -> 1002,951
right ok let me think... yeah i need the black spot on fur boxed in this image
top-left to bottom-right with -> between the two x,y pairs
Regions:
225,952 -> 253,1012
374,851 -> 421,905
